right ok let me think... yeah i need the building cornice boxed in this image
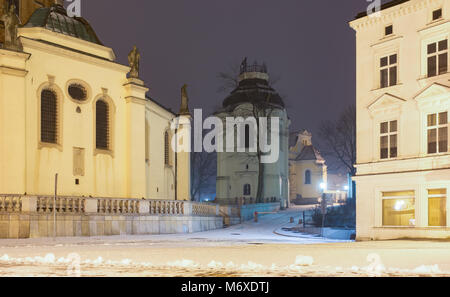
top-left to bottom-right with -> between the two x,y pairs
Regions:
349,0 -> 434,31
20,37 -> 129,74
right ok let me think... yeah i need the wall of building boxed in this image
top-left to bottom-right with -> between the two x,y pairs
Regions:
0,27 -> 189,200
350,0 -> 450,240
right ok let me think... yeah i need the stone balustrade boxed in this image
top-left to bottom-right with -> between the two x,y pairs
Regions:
0,195 -> 22,212
36,196 -> 86,213
0,195 -> 220,217
97,198 -> 140,214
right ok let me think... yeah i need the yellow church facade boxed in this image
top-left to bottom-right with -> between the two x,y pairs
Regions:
0,2 -> 191,201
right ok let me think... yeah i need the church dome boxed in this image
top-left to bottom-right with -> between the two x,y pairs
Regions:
221,61 -> 285,110
23,4 -> 102,45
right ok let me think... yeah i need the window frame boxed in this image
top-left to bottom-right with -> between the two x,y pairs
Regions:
93,94 -> 115,157
426,39 -> 448,78
37,82 -> 63,151
432,8 -> 443,21
427,188 -> 447,227
379,53 -> 398,89
379,120 -> 398,160
304,170 -> 312,185
381,191 -> 416,227
426,111 -> 448,155
243,184 -> 251,196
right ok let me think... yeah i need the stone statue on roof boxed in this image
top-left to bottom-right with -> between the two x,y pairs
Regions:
179,84 -> 190,115
128,45 -> 140,79
1,4 -> 22,51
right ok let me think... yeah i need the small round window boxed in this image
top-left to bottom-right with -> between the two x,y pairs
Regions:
68,84 -> 87,102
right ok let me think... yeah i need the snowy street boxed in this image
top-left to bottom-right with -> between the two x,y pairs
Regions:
0,206 -> 449,277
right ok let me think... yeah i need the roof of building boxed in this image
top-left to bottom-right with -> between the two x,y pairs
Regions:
355,0 -> 410,19
296,145 -> 324,162
220,62 -> 284,110
23,4 -> 103,45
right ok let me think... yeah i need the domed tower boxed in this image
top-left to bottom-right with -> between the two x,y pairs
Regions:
215,60 -> 290,208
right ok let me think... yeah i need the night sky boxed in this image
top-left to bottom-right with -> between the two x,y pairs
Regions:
81,0 -> 374,137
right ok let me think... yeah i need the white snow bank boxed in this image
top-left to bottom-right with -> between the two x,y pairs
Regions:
294,255 -> 314,266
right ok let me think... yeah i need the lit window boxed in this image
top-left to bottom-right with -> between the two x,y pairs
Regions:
96,100 -> 109,150
380,120 -> 398,159
380,54 -> 397,88
428,189 -> 447,227
41,89 -> 58,144
305,170 -> 311,185
432,9 -> 442,21
385,25 -> 393,36
382,191 -> 415,227
427,112 -> 448,154
427,39 -> 448,77
243,184 -> 251,196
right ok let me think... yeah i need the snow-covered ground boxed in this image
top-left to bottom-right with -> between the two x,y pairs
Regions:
0,206 -> 449,276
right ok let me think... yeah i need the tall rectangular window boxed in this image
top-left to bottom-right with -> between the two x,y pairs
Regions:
380,120 -> 398,159
427,39 -> 448,77
428,189 -> 447,227
380,54 -> 397,88
382,191 -> 415,227
427,112 -> 448,154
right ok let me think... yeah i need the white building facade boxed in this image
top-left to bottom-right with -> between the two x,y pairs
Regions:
350,0 -> 450,240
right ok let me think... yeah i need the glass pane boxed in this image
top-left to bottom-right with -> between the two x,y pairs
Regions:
438,53 -> 448,75
428,43 -> 437,54
380,69 -> 388,88
382,191 -> 415,197
439,112 -> 448,125
380,122 -> 388,134
433,9 -> 442,21
390,121 -> 398,132
383,198 -> 415,226
390,135 -> 397,158
438,39 -> 448,51
428,197 -> 446,227
380,136 -> 388,159
380,57 -> 388,67
428,129 -> 437,154
389,54 -> 397,65
389,66 -> 397,86
429,189 -> 447,196
428,114 -> 437,127
438,127 -> 448,153
385,25 -> 393,36
428,56 -> 437,77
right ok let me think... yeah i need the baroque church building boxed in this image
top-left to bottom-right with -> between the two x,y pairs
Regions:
215,61 -> 290,208
0,0 -> 191,201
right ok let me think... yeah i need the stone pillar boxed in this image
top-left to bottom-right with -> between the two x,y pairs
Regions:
84,199 -> 98,214
22,196 -> 37,212
0,49 -> 29,195
138,200 -> 150,214
183,201 -> 193,216
123,78 -> 148,198
175,115 -> 191,201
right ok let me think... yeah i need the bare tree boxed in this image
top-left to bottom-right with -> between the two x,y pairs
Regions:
191,151 -> 217,201
318,105 -> 356,176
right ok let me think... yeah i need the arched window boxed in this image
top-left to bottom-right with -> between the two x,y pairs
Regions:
164,131 -> 170,165
245,125 -> 250,148
243,184 -> 251,196
41,89 -> 58,144
305,170 -> 311,185
96,100 -> 109,150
